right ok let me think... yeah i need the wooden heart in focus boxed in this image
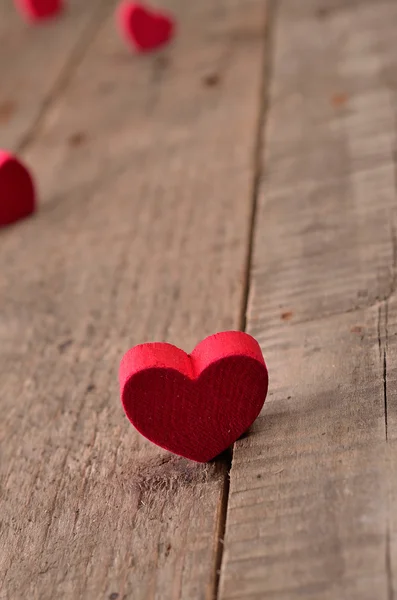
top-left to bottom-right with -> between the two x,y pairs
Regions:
14,0 -> 63,22
119,331 -> 268,462
117,2 -> 174,52
0,151 -> 36,227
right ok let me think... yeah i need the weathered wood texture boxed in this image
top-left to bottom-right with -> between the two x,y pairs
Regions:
220,0 -> 397,598
0,0 -> 111,151
0,1 -> 267,599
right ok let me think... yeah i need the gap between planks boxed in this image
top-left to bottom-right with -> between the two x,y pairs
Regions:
214,1 -> 277,598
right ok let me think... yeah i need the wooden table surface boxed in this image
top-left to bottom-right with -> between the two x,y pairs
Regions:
1,0 -> 396,598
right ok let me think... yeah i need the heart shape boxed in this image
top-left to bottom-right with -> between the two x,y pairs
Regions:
14,0 -> 63,22
0,151 -> 36,227
117,2 -> 174,53
119,331 -> 268,462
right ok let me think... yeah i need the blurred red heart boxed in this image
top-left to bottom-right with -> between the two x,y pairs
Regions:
0,151 -> 36,227
14,0 -> 63,22
117,2 -> 174,52
119,331 -> 268,462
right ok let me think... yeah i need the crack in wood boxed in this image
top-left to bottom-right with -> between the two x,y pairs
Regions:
213,1 -> 277,598
378,301 -> 389,442
383,348 -> 388,442
386,526 -> 394,600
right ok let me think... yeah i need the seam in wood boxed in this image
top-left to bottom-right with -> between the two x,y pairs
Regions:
378,299 -> 394,596
383,347 -> 388,442
378,305 -> 383,359
212,2 -> 278,598
237,2 -> 276,336
212,454 -> 231,600
383,145 -> 397,443
17,0 -> 112,154
378,301 -> 389,442
386,525 -> 394,600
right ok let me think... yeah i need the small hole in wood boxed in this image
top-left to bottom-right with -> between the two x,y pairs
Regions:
350,325 -> 363,334
58,339 -> 73,353
0,99 -> 17,124
331,93 -> 348,108
281,311 -> 293,321
68,132 -> 88,147
316,7 -> 330,19
202,73 -> 221,87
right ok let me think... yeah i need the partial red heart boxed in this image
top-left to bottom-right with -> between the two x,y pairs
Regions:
0,151 -> 36,227
117,2 -> 175,53
14,0 -> 63,22
119,331 -> 268,462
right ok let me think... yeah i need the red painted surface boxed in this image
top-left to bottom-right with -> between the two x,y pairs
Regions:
117,2 -> 174,53
0,151 -> 36,227
14,0 -> 63,22
120,331 -> 269,462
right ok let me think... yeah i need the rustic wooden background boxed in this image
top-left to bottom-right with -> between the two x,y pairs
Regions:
1,0 -> 396,598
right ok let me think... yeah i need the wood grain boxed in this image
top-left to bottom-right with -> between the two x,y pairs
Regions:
0,0 -> 111,151
0,0 -> 267,598
220,1 -> 397,598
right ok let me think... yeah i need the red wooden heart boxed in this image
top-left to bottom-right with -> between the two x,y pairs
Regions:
119,331 -> 268,462
14,0 -> 63,22
0,151 -> 36,227
117,2 -> 174,53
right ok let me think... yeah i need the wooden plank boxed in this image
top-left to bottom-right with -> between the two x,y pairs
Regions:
0,0 -> 110,151
220,0 -> 397,598
0,0 -> 268,598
